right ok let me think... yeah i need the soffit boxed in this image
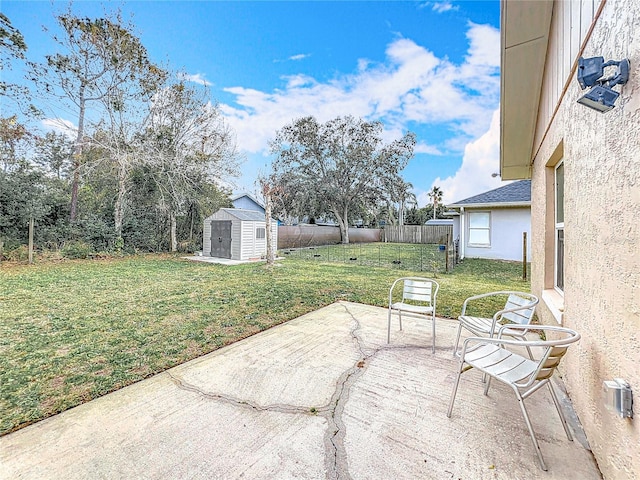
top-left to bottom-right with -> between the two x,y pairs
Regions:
500,0 -> 553,180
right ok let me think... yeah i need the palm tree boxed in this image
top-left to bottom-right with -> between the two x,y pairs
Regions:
428,186 -> 443,220
397,180 -> 416,226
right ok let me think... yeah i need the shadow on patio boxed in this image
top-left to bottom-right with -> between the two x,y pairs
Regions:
0,302 -> 601,479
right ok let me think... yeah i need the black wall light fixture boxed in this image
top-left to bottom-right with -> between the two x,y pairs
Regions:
577,56 -> 630,113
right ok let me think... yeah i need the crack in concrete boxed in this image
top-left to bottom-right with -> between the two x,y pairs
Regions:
322,302 -> 384,480
167,301 -> 431,480
322,302 -> 434,480
167,372 -> 319,416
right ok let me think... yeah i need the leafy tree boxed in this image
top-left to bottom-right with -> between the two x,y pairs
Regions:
0,13 -> 32,112
0,116 -> 31,172
388,179 -> 416,226
34,131 -> 74,179
270,115 -> 415,243
32,9 -> 166,221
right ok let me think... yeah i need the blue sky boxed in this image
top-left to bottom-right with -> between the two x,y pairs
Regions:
3,0 -> 504,206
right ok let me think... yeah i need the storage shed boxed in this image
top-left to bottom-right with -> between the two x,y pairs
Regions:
203,208 -> 278,261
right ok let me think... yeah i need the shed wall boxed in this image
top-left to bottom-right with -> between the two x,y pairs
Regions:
203,210 -> 278,260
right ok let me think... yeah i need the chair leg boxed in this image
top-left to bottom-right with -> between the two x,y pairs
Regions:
547,381 -> 573,441
483,376 -> 492,396
398,310 -> 403,332
453,322 -> 463,355
447,362 -> 464,418
431,315 -> 436,354
387,308 -> 392,343
516,393 -> 548,471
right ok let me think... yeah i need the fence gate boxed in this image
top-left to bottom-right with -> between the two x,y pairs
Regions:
210,220 -> 232,258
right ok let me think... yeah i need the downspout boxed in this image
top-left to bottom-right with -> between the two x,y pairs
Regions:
460,206 -> 465,260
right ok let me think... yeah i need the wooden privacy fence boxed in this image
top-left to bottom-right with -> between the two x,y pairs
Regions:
277,225 -> 382,249
383,225 -> 452,245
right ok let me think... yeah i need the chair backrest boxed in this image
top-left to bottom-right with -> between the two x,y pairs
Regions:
536,346 -> 570,381
501,293 -> 537,325
402,279 -> 435,305
499,325 -> 580,388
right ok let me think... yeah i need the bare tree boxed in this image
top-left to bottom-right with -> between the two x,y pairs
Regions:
32,9 -> 166,221
258,177 -> 280,266
140,79 -> 241,251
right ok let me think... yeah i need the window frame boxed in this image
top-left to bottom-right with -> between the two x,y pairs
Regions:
467,211 -> 491,247
256,227 -> 266,240
554,161 -> 564,293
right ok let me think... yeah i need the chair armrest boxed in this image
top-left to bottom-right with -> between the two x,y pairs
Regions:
460,291 -> 510,316
388,278 -> 403,307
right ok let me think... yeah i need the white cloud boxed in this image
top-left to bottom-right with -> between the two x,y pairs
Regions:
415,142 -> 443,155
220,22 -> 500,156
431,2 -> 459,13
178,72 -> 213,86
422,108 -> 504,206
41,118 -> 77,139
288,53 -> 310,61
464,22 -> 500,67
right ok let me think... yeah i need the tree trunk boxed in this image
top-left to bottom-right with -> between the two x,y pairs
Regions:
114,160 -> 127,240
70,84 -> 86,222
264,193 -> 275,266
170,211 -> 177,252
335,205 -> 349,244
188,204 -> 195,242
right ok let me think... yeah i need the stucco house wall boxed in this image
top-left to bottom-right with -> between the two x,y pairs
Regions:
509,1 -> 640,478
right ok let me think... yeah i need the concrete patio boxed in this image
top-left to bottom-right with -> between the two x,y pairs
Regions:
0,302 -> 601,479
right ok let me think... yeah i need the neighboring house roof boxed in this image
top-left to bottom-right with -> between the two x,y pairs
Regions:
217,208 -> 272,222
448,180 -> 531,208
425,219 -> 453,226
231,193 -> 264,209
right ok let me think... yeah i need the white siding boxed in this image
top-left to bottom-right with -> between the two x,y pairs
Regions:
229,217 -> 242,260
464,208 -> 531,261
203,209 -> 279,260
534,0 -> 604,151
202,219 -> 211,255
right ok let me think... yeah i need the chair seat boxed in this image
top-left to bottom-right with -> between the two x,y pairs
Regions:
391,302 -> 434,315
459,315 -> 526,338
464,344 -> 537,384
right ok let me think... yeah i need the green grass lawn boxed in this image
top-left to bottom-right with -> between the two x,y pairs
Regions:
0,251 -> 530,435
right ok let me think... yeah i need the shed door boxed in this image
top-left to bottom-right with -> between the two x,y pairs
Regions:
210,221 -> 232,258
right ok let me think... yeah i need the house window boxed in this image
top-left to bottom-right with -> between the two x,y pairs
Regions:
468,212 -> 490,246
555,162 -> 564,291
256,227 -> 266,239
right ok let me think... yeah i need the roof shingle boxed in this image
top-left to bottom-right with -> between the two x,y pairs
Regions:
449,180 -> 531,206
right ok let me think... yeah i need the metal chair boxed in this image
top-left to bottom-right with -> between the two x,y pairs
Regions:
447,324 -> 581,471
453,291 -> 539,356
387,277 -> 439,353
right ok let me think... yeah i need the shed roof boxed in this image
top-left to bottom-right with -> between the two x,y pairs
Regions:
217,208 -> 273,222
448,180 -> 531,207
